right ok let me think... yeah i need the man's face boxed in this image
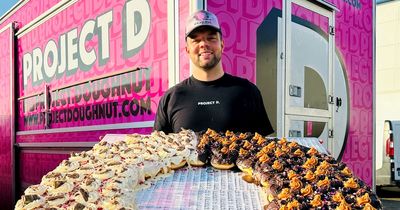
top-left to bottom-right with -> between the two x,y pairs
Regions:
186,28 -> 224,71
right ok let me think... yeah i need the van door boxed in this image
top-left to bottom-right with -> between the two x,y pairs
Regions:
284,0 -> 335,153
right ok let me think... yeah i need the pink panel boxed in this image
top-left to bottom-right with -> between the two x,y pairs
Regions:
208,0 -> 373,185
331,0 -> 374,186
18,153 -> 69,193
0,25 -> 14,210
17,0 -> 169,131
208,0 -> 283,83
16,127 -> 152,143
179,1 -> 190,81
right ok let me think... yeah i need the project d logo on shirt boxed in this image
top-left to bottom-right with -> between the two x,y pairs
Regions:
197,100 -> 220,106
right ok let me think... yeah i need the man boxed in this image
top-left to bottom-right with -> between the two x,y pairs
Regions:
154,10 -> 274,136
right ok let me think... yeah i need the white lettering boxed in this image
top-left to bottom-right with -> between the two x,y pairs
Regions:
96,10 -> 113,62
79,20 -> 96,67
44,40 -> 58,79
125,0 -> 151,54
197,101 -> 217,106
23,53 -> 32,86
58,34 -> 67,74
32,48 -> 43,83
67,28 -> 78,71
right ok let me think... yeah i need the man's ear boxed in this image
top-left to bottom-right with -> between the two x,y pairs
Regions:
221,39 -> 224,51
185,45 -> 189,54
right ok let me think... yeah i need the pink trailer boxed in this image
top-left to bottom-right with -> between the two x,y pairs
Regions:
0,0 -> 373,208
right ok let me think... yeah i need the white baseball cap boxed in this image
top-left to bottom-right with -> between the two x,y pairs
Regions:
185,10 -> 221,38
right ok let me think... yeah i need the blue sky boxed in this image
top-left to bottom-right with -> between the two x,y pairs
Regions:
0,0 -> 19,18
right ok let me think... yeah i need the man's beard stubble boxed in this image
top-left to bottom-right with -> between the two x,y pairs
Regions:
199,54 -> 221,71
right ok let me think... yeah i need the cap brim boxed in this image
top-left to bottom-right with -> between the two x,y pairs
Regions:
185,25 -> 221,38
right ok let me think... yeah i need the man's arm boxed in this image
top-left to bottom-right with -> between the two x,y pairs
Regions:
252,86 -> 274,136
153,96 -> 173,133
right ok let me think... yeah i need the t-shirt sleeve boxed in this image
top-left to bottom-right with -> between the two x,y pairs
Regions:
153,95 -> 173,133
251,85 -> 274,136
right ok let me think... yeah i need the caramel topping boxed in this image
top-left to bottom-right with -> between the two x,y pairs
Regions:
357,193 -> 371,206
301,184 -> 313,196
243,141 -> 252,150
272,160 -> 284,172
254,133 -> 266,145
260,146 -> 271,154
206,128 -> 217,136
221,147 -> 229,155
341,167 -> 353,177
257,138 -> 266,146
221,138 -> 231,146
317,176 -> 330,188
287,199 -> 300,209
307,147 -> 319,156
315,166 -> 327,176
225,130 -> 234,137
332,191 -> 345,203
259,154 -> 270,164
228,142 -> 237,151
239,132 -> 248,139
344,177 -> 359,189
293,149 -> 304,157
278,138 -> 287,145
274,148 -> 284,157
304,170 -> 317,182
256,150 -> 265,159
281,144 -> 290,153
239,148 -> 248,156
288,141 -> 298,148
310,194 -> 323,207
287,170 -> 297,180
336,200 -> 352,210
303,156 -> 318,169
277,188 -> 291,200
266,141 -> 276,149
289,177 -> 303,191
230,135 -> 239,142
363,203 -> 377,210
319,160 -> 331,170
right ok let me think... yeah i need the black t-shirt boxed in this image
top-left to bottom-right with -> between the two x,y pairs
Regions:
153,73 -> 274,135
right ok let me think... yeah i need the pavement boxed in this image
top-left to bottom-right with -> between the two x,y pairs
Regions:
377,186 -> 400,210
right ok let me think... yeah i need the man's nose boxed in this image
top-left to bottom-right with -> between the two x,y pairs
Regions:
199,39 -> 209,48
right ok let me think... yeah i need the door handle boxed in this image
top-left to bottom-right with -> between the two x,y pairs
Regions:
336,97 -> 342,112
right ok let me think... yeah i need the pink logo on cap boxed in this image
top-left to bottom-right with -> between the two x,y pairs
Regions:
194,12 -> 208,21
185,10 -> 221,38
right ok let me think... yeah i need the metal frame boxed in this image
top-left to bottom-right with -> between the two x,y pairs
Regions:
372,0 -> 377,191
283,0 -> 335,151
0,21 -> 17,207
168,0 -> 180,88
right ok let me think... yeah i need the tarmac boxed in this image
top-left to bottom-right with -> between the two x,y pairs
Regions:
377,186 -> 400,210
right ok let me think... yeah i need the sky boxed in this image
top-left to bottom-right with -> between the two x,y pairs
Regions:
0,0 -> 19,18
